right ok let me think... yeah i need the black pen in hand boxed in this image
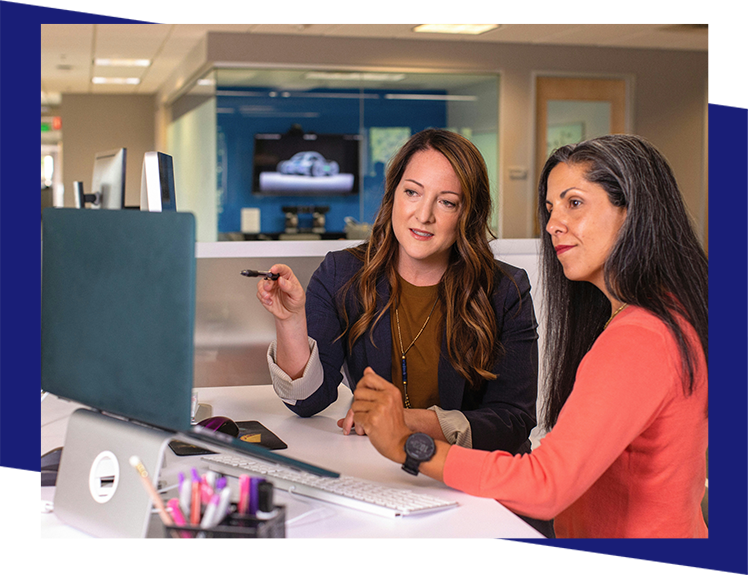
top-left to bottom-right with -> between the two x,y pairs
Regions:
240,269 -> 280,281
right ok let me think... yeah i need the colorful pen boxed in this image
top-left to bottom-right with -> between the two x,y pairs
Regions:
178,472 -> 192,517
200,478 -> 214,505
249,477 -> 262,515
238,475 -> 250,515
214,484 -> 232,526
190,468 -> 201,525
167,498 -> 192,538
200,493 -> 222,529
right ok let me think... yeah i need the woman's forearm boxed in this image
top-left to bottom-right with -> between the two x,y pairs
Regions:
274,314 -> 311,379
403,408 -> 447,442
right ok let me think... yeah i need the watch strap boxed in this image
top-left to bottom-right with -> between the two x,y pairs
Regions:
402,455 -> 421,476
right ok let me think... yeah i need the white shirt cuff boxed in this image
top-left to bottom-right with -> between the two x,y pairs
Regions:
428,406 -> 473,448
266,337 -> 324,405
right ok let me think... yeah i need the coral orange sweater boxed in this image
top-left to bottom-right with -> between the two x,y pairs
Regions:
443,306 -> 708,538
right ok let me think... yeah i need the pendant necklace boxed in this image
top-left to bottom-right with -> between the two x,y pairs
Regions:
604,303 -> 628,330
395,297 -> 438,409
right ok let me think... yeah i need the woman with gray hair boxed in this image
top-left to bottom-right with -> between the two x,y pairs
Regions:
352,134 -> 708,538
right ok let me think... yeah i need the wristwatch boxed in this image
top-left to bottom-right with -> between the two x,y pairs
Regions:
401,432 -> 436,476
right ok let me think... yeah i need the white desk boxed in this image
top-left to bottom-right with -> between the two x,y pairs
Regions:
41,384 -> 543,538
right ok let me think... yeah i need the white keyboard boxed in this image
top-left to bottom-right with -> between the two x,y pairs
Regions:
201,453 -> 458,518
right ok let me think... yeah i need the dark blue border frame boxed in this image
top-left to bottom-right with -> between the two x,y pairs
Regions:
27,5 -> 748,575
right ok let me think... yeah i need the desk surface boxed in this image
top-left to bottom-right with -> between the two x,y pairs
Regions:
41,384 -> 543,538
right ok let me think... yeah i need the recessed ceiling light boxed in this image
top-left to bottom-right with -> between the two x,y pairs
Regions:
412,24 -> 499,35
41,91 -> 62,106
384,94 -> 478,102
94,58 -> 151,67
305,72 -> 406,82
91,77 -> 141,85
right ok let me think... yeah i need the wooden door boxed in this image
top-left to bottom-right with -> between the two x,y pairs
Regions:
534,76 -> 628,234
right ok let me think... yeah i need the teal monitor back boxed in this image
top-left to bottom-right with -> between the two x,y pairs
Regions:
41,208 -> 195,432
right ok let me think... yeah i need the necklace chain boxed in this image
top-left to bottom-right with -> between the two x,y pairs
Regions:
395,297 -> 438,409
604,303 -> 628,330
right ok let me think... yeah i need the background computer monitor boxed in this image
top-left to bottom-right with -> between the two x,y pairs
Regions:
73,181 -> 96,209
140,151 -> 176,212
90,148 -> 127,209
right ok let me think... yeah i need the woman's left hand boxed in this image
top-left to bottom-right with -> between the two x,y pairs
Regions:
351,367 -> 411,463
337,408 -> 366,436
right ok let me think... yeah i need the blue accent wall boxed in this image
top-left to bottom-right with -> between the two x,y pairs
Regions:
216,87 -> 448,234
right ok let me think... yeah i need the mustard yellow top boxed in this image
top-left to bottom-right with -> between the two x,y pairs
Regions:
389,276 -> 442,409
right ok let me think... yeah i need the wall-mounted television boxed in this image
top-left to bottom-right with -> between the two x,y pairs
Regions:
253,132 -> 361,196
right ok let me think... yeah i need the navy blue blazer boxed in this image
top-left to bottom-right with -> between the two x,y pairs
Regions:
288,249 -> 539,454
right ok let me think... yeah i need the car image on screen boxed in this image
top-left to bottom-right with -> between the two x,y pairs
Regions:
277,151 -> 340,177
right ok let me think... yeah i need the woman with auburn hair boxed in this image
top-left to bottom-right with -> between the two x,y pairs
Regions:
351,134 -> 708,538
256,128 -> 539,458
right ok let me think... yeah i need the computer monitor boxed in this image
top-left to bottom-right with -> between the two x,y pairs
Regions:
89,148 -> 127,209
41,209 -> 196,431
140,151 -> 176,212
73,181 -> 96,209
41,208 -> 336,478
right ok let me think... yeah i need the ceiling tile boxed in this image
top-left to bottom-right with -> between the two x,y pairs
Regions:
94,24 -> 173,58
41,23 -> 708,101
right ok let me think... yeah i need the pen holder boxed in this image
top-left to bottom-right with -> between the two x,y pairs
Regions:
164,505 -> 286,538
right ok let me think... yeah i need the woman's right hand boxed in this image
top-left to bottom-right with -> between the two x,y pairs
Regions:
258,264 -> 310,379
256,264 -> 306,321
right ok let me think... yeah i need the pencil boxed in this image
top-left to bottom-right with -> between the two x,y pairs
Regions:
129,455 -> 173,527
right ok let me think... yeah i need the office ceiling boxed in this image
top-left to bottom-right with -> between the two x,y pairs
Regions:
41,23 -> 707,104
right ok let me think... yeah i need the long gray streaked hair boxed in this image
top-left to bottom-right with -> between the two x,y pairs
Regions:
537,134 -> 708,430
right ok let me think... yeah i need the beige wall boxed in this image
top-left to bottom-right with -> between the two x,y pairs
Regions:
60,94 -> 156,208
62,34 -> 706,240
166,33 -> 706,240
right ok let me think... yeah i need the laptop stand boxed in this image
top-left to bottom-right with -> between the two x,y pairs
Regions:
53,408 -> 173,538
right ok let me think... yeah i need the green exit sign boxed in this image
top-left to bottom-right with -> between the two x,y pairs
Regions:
41,116 -> 61,132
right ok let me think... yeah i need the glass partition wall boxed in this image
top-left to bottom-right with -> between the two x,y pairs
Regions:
168,67 -> 499,242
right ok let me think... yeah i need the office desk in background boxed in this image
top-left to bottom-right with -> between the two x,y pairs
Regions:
41,384 -> 543,539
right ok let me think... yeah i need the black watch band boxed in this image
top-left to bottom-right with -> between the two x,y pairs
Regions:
401,432 -> 436,476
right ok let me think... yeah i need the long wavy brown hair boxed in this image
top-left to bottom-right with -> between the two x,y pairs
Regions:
338,128 -> 508,386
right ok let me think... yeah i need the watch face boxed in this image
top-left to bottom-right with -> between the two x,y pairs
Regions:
406,433 -> 435,461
